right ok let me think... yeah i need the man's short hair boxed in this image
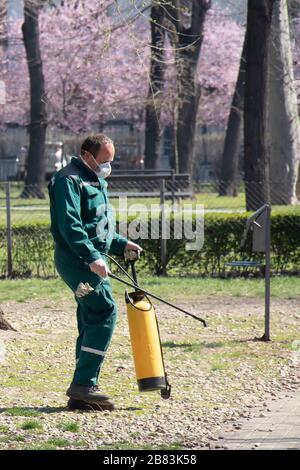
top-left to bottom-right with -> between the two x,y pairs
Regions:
80,133 -> 114,158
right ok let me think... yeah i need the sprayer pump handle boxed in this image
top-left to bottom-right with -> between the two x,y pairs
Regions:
124,249 -> 140,262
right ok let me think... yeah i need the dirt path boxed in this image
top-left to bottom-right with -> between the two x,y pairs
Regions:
0,296 -> 299,450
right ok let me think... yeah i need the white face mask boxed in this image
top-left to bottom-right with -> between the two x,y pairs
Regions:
95,161 -> 112,179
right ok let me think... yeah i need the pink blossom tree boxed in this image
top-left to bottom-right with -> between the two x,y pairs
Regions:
1,2 -> 244,130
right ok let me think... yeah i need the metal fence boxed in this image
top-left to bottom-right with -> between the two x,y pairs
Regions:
0,176 -> 191,278
0,178 -> 300,279
0,182 -> 53,278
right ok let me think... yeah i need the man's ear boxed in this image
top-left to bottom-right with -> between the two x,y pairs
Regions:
83,151 -> 92,161
82,151 -> 98,169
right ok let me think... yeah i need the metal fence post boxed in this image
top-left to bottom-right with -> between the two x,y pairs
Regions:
263,205 -> 271,341
5,182 -> 13,278
171,169 -> 175,206
160,179 -> 167,275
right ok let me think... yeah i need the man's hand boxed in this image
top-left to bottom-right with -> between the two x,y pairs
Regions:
124,241 -> 143,261
89,259 -> 111,278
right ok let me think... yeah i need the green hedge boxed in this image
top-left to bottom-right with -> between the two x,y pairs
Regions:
0,222 -> 56,278
0,212 -> 299,278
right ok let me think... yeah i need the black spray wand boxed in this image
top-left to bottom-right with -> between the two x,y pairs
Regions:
99,251 -> 207,327
109,272 -> 207,327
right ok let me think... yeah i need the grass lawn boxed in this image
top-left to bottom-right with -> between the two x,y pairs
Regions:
0,275 -> 299,304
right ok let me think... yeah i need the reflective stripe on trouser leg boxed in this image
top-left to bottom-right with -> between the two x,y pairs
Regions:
81,346 -> 106,356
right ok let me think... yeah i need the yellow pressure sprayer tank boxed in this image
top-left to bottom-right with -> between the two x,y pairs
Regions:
101,251 -> 206,400
125,290 -> 171,396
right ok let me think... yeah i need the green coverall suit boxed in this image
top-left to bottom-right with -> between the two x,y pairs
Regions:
48,156 -> 128,387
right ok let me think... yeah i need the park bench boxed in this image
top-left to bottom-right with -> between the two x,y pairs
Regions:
107,172 -> 192,200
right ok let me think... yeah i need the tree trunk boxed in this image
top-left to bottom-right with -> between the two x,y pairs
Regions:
268,0 -> 300,205
21,0 -> 47,198
0,307 -> 16,331
219,39 -> 246,196
244,0 -> 274,211
144,4 -> 166,169
166,0 -> 211,174
176,60 -> 202,173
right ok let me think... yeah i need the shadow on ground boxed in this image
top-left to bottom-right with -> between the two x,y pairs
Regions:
0,405 -> 143,415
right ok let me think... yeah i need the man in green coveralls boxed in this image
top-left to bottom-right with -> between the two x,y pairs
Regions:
48,134 -> 142,410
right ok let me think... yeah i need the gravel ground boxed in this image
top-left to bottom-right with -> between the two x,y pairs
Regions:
0,295 -> 299,450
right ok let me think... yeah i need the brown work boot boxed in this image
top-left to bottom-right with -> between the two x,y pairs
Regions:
66,383 -> 115,411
